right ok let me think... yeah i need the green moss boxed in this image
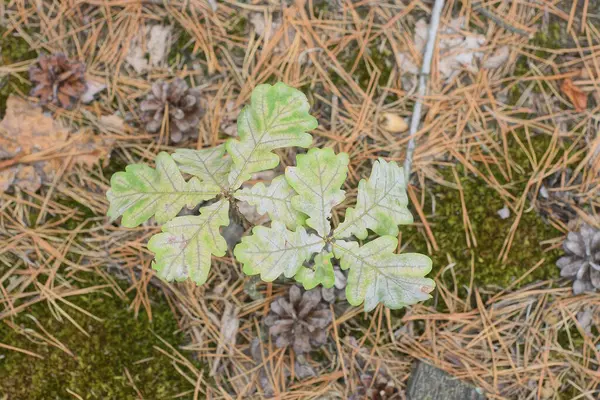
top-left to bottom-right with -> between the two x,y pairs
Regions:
0,28 -> 35,63
168,29 -> 194,66
313,0 -> 333,15
226,14 -> 248,37
103,152 -> 130,181
0,278 -> 199,399
402,134 -> 563,291
512,21 -> 564,97
508,83 -> 523,104
331,44 -> 393,92
55,196 -> 96,230
403,173 -> 561,290
368,45 -> 393,88
532,22 -> 563,54
0,154 -> 202,398
0,27 -> 36,117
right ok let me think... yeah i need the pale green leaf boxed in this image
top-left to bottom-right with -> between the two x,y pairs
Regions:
107,152 -> 221,228
234,221 -> 324,282
172,144 -> 232,190
286,148 -> 349,237
333,236 -> 434,311
226,82 -> 317,189
334,159 -> 412,240
234,175 -> 305,230
148,199 -> 229,285
295,251 -> 335,290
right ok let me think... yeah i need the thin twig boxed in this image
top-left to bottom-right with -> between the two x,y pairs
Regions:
403,0 -> 445,180
472,1 -> 533,38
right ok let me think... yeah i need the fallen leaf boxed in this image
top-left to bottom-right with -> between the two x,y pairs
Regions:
250,13 -> 270,40
125,25 -> 173,73
483,46 -> 510,69
220,302 -> 240,350
99,114 -> 125,132
81,76 -> 107,103
14,166 -> 42,192
0,95 -> 113,193
0,95 -> 68,158
399,17 -> 497,82
210,300 -> 240,376
0,168 -> 17,193
147,25 -> 172,66
70,130 -> 113,167
561,78 -> 588,112
249,12 -> 296,53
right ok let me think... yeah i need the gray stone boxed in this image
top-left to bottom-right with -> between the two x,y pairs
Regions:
407,361 -> 486,400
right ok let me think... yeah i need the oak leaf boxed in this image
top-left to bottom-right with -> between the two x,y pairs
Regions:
561,78 -> 587,112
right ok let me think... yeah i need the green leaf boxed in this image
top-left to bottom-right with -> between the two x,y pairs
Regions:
286,148 -> 349,237
234,175 -> 306,230
107,152 -> 221,228
148,199 -> 230,285
295,251 -> 335,290
226,82 -> 317,189
234,221 -> 324,282
334,159 -> 412,240
172,144 -> 232,190
333,236 -> 434,311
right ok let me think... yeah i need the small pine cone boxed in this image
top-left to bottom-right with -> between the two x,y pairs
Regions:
264,286 -> 332,354
29,53 -> 87,109
351,373 -> 400,400
557,223 -> 600,294
140,78 -> 204,143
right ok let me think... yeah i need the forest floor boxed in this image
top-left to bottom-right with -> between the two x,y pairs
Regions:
0,0 -> 599,399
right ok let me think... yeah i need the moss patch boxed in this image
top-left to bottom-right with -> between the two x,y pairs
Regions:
330,43 -> 394,92
0,27 -> 36,117
403,173 -> 561,290
0,281 -> 198,399
402,132 -> 567,292
513,21 -> 565,99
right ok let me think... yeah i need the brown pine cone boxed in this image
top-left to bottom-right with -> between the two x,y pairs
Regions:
352,373 -> 400,400
29,53 -> 87,109
264,286 -> 332,354
140,78 -> 204,143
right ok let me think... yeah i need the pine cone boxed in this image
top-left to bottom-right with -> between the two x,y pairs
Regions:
557,223 -> 600,294
351,373 -> 400,400
264,286 -> 331,354
140,78 -> 204,143
29,53 -> 87,109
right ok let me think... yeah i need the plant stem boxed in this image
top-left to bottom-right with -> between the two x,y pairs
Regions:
403,0 -> 445,181
472,1 -> 532,38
